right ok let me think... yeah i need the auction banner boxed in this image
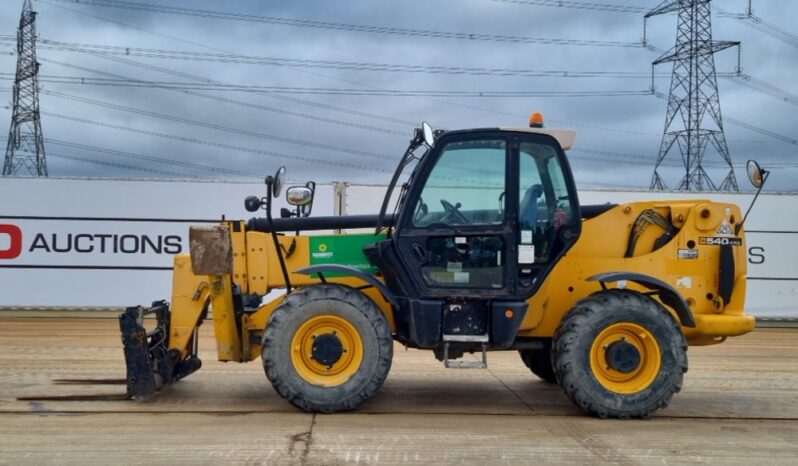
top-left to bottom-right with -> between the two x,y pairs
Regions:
0,177 -> 334,307
0,178 -> 795,316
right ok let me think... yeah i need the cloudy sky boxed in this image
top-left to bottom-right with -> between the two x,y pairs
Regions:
0,0 -> 795,191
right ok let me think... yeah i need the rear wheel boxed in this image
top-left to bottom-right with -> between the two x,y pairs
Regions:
519,340 -> 556,384
262,284 -> 393,413
552,289 -> 687,419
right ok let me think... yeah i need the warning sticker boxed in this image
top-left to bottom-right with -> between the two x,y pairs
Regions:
521,230 -> 533,244
518,244 -> 535,263
677,249 -> 699,259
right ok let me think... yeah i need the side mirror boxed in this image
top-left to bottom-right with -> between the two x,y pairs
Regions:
421,121 -> 435,148
736,160 -> 770,235
301,181 -> 316,217
746,160 -> 768,188
273,166 -> 287,197
285,182 -> 316,218
286,186 -> 313,207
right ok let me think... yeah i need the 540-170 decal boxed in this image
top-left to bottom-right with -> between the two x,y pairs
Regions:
699,237 -> 743,246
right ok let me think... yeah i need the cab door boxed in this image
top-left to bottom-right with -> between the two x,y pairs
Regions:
395,134 -> 515,299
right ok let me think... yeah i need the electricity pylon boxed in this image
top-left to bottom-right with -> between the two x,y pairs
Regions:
3,0 -> 47,177
647,0 -> 739,191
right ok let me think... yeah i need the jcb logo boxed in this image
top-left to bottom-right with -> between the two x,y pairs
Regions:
0,224 -> 23,259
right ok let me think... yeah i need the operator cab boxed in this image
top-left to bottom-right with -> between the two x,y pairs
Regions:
403,128 -> 579,293
367,116 -> 582,361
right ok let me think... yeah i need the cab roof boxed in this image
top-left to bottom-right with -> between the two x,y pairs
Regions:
498,127 -> 576,150
440,127 -> 576,151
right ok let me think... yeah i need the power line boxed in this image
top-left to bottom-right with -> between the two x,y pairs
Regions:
26,3 -> 423,129
717,7 -> 798,49
43,88 -> 683,171
48,151 -> 212,179
33,0 -> 422,129
46,138 -> 265,178
42,111 -> 393,174
41,82 -> 672,173
80,49 -> 669,140
41,90 -> 397,161
46,51 -> 666,137
36,0 -> 665,141
33,38 -> 668,78
44,0 -> 644,48
38,58 -> 411,136
648,92 -> 796,147
1,72 -> 656,97
40,85 -> 681,174
23,0 -> 792,184
48,51 -> 420,127
482,0 -> 647,14
725,117 -> 798,146
42,34 -> 779,99
40,0 -> 788,150
729,73 -> 798,107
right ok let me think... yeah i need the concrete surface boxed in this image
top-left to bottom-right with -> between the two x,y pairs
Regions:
0,318 -> 796,465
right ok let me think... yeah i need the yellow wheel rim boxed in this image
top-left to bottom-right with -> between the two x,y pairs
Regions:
590,322 -> 661,394
290,314 -> 364,387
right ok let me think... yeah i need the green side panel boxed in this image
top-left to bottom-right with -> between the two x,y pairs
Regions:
309,233 -> 386,276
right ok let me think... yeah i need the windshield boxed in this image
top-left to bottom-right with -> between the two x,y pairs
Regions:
412,140 -> 506,227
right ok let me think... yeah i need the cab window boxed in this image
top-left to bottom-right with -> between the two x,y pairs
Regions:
412,140 -> 506,227
518,142 -> 572,263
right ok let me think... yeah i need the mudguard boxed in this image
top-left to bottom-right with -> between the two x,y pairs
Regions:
587,271 -> 696,328
295,264 -> 398,308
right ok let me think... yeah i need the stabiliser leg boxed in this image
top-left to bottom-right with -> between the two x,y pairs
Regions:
119,301 -> 202,400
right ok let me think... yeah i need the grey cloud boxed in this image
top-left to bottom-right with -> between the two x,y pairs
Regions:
0,0 -> 794,191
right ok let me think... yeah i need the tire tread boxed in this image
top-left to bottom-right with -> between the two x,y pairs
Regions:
262,284 -> 393,413
552,289 -> 688,419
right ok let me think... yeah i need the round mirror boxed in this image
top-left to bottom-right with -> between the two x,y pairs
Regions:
286,186 -> 313,207
746,160 -> 765,188
421,121 -> 435,148
273,166 -> 287,197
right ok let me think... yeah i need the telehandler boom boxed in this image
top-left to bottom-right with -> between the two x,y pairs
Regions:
120,118 -> 761,418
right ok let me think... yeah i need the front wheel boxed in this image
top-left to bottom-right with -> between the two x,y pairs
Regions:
262,284 -> 393,413
552,289 -> 688,419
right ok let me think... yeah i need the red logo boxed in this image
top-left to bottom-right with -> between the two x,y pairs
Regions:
0,224 -> 22,259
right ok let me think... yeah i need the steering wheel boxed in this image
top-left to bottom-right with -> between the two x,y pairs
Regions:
440,199 -> 469,224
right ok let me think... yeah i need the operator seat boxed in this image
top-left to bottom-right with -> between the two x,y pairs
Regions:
520,184 -> 544,229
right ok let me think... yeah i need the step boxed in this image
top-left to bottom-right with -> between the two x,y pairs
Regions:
442,341 -> 487,369
442,334 -> 489,343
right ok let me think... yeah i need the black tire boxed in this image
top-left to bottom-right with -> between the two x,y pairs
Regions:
552,289 -> 688,419
262,284 -> 393,413
519,340 -> 557,384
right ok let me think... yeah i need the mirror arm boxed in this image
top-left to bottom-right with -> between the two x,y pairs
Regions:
736,170 -> 769,235
304,181 -> 316,218
264,179 -> 293,293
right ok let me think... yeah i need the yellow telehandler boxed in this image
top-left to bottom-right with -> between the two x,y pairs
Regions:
119,117 -> 763,418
